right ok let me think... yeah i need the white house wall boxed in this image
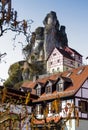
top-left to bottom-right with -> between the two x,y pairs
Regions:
75,79 -> 88,97
47,48 -> 63,73
75,79 -> 88,119
47,48 -> 82,74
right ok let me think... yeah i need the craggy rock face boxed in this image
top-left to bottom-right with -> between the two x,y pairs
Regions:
43,11 -> 59,28
43,11 -> 69,59
35,27 -> 44,40
32,27 -> 44,56
22,11 -> 68,77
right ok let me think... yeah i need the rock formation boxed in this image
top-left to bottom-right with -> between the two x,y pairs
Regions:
43,11 -> 68,59
4,11 -> 69,88
23,11 -> 68,62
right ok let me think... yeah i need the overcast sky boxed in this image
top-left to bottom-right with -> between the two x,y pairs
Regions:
0,0 -> 88,84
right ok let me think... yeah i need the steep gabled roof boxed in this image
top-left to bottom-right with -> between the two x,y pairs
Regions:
47,47 -> 75,61
33,82 -> 44,89
57,48 -> 75,60
64,46 -> 82,56
69,47 -> 82,56
59,76 -> 72,83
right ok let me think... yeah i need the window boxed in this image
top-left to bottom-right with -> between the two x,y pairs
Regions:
47,102 -> 52,114
56,79 -> 64,92
59,83 -> 64,91
50,62 -> 53,65
66,67 -> 69,70
46,86 -> 51,94
57,83 -> 63,92
70,61 -> 74,65
79,100 -> 88,113
36,105 -> 42,115
53,53 -> 56,56
52,69 -> 55,73
57,59 -> 60,63
78,63 -> 80,67
45,81 -> 52,94
36,86 -> 41,96
57,67 -> 59,71
78,56 -> 81,60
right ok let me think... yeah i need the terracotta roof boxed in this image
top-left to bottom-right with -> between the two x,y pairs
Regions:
22,81 -> 36,95
21,65 -> 88,102
22,81 -> 36,89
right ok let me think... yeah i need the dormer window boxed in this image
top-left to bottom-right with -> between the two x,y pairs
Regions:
56,79 -> 64,92
36,85 -> 41,96
46,86 -> 52,94
45,81 -> 52,94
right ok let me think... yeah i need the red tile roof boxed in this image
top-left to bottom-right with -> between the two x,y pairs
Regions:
21,65 -> 88,102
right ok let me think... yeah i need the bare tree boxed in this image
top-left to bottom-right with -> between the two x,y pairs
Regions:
0,0 -> 33,43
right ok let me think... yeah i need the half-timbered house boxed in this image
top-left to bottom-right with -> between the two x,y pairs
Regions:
47,47 -> 82,74
22,65 -> 88,130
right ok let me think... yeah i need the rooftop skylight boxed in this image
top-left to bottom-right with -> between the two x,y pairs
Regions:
66,71 -> 72,77
77,68 -> 84,75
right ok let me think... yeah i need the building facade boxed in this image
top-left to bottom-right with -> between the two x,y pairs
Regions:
47,47 -> 82,74
20,65 -> 88,130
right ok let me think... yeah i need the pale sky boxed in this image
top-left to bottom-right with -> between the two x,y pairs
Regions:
0,0 -> 88,84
